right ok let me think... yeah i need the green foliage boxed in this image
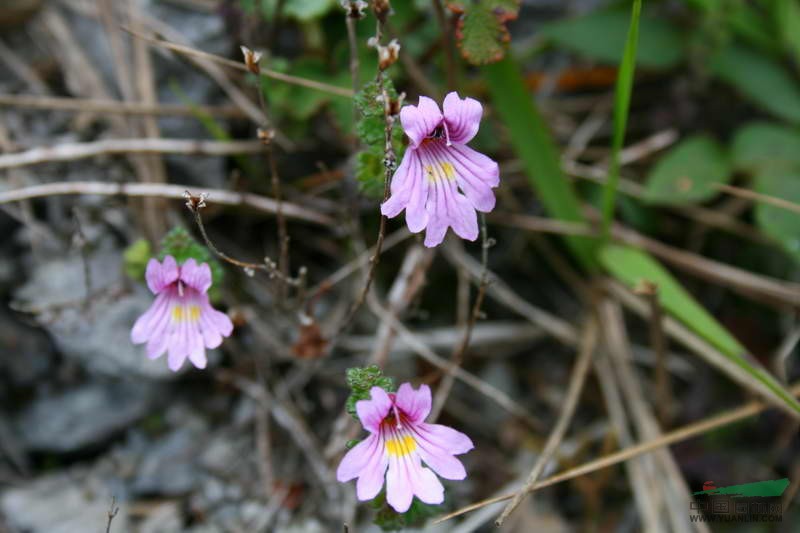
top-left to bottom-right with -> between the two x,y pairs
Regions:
483,57 -> 598,270
265,59 -> 350,122
243,0 -> 337,22
345,366 -> 394,420
777,0 -> 800,62
539,8 -> 684,69
755,173 -> 800,262
448,0 -> 520,65
600,245 -> 800,415
158,227 -> 224,289
643,135 -> 731,205
731,122 -> 800,174
123,239 -> 152,281
354,80 -> 404,198
371,491 -> 441,531
730,123 -> 800,263
601,0 -> 641,238
711,44 -> 800,124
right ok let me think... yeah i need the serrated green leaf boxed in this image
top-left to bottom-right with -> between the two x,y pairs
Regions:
158,227 -> 224,289
731,122 -> 800,174
539,9 -> 684,69
711,44 -> 800,124
345,366 -> 395,420
450,0 -> 519,65
599,244 -> 800,416
754,173 -> 800,263
643,135 -> 731,205
356,150 -> 387,199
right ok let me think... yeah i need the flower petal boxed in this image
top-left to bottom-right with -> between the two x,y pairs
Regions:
131,292 -> 170,344
381,149 -> 416,218
423,180 -> 449,247
385,455 -> 414,513
449,144 -> 500,188
395,383 -> 431,424
198,295 -> 233,349
400,96 -> 443,148
356,387 -> 392,433
417,423 -> 474,455
180,258 -> 212,293
386,453 -> 444,512
410,425 -> 469,480
443,92 -> 483,145
145,256 -> 179,294
429,143 -> 496,213
337,434 -> 389,501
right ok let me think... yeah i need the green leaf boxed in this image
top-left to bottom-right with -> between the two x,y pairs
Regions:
601,0 -> 641,238
539,8 -> 684,69
356,150 -> 387,199
449,0 -> 520,65
123,239 -> 152,281
711,44 -> 800,124
599,245 -> 800,415
483,56 -> 598,270
731,122 -> 800,174
259,0 -> 337,21
643,135 -> 731,205
371,491 -> 441,530
777,0 -> 800,62
754,173 -> 800,262
344,366 -> 394,420
158,227 -> 224,289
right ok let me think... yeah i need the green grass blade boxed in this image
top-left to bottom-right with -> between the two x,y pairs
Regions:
600,0 -> 641,239
483,57 -> 598,270
601,244 -> 800,415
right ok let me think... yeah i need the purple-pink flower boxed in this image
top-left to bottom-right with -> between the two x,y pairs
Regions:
381,92 -> 499,247
131,255 -> 233,372
336,383 -> 474,513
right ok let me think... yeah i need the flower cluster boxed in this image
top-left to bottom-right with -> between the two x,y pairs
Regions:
131,256 -> 233,371
337,383 -> 473,513
381,92 -> 499,247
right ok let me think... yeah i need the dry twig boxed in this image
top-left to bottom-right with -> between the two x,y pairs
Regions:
495,318 -> 599,525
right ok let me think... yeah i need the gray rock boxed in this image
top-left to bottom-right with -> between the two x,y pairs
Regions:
0,310 -> 53,386
15,380 -> 156,453
131,426 -> 205,496
0,469 -> 130,533
14,249 -> 197,380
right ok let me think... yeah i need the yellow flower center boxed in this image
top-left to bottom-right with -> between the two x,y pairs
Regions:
172,305 -> 201,323
385,435 -> 417,457
425,161 -> 456,183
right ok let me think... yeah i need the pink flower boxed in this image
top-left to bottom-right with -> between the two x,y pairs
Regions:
336,383 -> 474,513
381,92 -> 500,247
131,255 -> 233,371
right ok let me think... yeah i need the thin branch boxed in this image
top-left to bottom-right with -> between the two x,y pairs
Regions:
185,192 -> 304,288
717,183 -> 800,215
333,12 -> 400,336
122,27 -> 353,97
0,181 -> 333,226
105,496 -> 119,533
434,381 -> 800,524
367,294 -> 542,431
430,216 -> 492,421
0,94 -> 244,117
495,318 -> 599,526
0,138 -> 263,170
